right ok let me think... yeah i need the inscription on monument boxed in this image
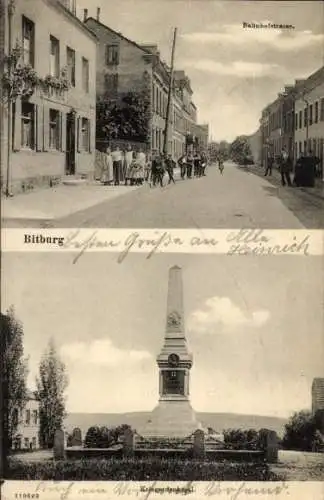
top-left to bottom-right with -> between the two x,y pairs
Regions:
162,369 -> 185,395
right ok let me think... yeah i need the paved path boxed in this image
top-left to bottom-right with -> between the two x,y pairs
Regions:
2,163 -> 323,228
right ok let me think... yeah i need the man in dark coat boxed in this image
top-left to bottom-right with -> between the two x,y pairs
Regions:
279,147 -> 292,186
165,154 -> 176,184
151,152 -> 165,187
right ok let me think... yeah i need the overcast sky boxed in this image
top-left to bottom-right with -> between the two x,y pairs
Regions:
77,0 -> 324,141
2,252 -> 323,418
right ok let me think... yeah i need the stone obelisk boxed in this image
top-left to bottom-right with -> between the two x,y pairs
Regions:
140,266 -> 200,438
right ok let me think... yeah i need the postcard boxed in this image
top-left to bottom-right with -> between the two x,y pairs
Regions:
1,0 -> 323,498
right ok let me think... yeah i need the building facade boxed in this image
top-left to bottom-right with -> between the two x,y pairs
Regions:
247,128 -> 262,165
0,0 -> 97,195
85,16 -> 168,153
12,390 -> 40,450
85,15 -> 206,159
294,67 -> 324,179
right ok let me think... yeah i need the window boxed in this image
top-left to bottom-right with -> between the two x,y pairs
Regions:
24,438 -> 29,448
50,36 -> 59,77
25,409 -> 31,425
105,44 -> 119,65
299,142 -> 302,154
33,410 -> 38,425
104,73 -> 118,95
309,104 -> 313,125
66,47 -> 75,87
22,16 -> 35,66
299,110 -> 302,129
295,113 -> 298,130
49,109 -> 60,149
320,98 -> 324,121
315,101 -> 319,123
81,117 -> 89,151
304,106 -> 308,127
21,102 -> 35,149
82,57 -> 89,93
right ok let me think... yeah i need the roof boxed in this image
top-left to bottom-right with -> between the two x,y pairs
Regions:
47,0 -> 97,41
85,17 -> 151,54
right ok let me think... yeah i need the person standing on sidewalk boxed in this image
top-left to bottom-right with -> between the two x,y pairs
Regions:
124,144 -> 133,186
177,153 -> 187,179
165,154 -> 176,184
264,152 -> 273,176
101,147 -> 113,185
186,151 -> 194,179
279,147 -> 292,186
111,146 -> 123,186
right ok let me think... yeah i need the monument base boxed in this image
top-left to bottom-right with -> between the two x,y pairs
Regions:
139,399 -> 201,438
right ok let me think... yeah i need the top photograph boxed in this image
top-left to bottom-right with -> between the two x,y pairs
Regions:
1,0 -> 323,229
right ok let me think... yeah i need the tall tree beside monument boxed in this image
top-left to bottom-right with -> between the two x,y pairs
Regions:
36,339 -> 68,448
0,308 -> 29,447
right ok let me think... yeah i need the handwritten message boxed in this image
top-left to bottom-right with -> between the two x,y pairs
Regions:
3,229 -> 321,261
2,480 -> 294,500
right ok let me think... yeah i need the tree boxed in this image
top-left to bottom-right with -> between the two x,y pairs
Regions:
0,308 -> 28,449
96,89 -> 150,144
36,339 -> 68,449
282,410 -> 319,451
230,135 -> 252,164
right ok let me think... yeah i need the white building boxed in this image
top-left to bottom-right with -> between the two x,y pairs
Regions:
12,389 -> 40,450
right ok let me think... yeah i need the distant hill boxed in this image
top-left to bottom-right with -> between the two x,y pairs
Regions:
65,411 -> 287,438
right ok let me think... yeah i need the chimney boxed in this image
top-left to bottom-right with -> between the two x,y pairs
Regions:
97,7 -> 100,21
83,9 -> 88,22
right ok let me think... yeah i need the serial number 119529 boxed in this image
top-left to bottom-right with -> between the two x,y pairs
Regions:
15,494 -> 39,499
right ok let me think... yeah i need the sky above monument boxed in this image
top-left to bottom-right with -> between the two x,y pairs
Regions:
2,251 -> 323,418
77,0 -> 323,141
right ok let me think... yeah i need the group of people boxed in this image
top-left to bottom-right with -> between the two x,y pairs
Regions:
96,145 -> 148,187
95,145 -> 209,188
265,147 -> 320,187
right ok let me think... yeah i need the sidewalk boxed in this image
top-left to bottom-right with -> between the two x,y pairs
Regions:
1,181 -> 141,224
244,163 -> 324,200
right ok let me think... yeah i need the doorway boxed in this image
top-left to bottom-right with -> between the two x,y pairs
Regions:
66,112 -> 76,175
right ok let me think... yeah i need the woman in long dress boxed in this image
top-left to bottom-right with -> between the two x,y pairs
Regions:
101,147 -> 113,185
124,145 -> 133,186
136,149 -> 146,185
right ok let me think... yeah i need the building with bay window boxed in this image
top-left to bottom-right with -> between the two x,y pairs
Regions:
0,0 -> 97,195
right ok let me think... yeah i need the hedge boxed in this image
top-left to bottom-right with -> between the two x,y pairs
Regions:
7,457 -> 282,481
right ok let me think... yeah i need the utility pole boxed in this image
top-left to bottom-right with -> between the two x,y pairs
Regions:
163,27 -> 177,157
6,0 -> 15,197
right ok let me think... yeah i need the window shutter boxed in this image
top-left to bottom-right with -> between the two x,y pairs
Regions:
88,119 -> 91,153
60,112 -> 66,152
36,104 -> 42,152
77,116 -> 81,153
43,105 -> 49,151
13,100 -> 21,151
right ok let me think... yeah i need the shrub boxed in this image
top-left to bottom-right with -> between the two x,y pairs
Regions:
223,429 -> 260,450
7,457 -> 282,481
282,410 -> 320,451
84,424 -> 132,448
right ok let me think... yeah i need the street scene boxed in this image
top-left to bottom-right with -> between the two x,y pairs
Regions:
1,0 -> 324,228
1,252 -> 324,481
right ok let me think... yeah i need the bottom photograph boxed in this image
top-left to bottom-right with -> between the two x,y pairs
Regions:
1,251 -> 324,482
